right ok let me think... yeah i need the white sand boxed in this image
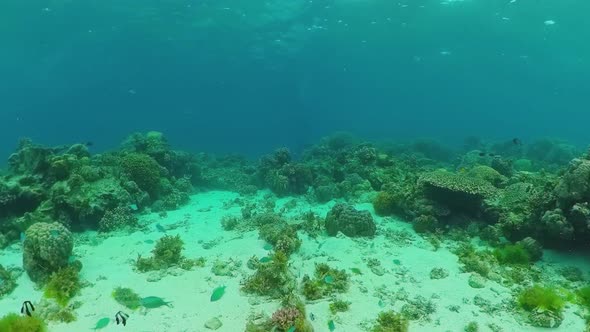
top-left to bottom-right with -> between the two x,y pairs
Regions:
0,190 -> 588,331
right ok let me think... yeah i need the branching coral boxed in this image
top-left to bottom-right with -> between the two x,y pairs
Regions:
242,251 -> 294,298
43,266 -> 82,306
301,263 -> 349,300
135,235 -> 195,272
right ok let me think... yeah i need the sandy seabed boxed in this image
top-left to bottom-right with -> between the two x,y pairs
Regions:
1,190 -> 588,332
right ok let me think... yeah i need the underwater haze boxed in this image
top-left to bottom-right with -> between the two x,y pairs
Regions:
1,0 -> 590,159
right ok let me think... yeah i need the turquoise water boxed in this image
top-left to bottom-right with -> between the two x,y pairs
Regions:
1,0 -> 590,157
1,1 -> 590,331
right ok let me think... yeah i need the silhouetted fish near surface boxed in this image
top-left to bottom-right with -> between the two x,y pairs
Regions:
21,301 -> 35,316
512,138 -> 522,145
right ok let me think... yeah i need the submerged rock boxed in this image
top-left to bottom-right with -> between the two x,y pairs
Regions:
468,273 -> 486,289
204,317 -> 223,330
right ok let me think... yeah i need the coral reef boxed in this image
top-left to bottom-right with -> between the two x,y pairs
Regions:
0,264 -> 17,298
98,206 -> 138,232
325,203 -> 376,237
120,153 -> 162,196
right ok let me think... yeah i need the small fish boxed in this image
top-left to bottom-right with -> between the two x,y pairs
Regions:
392,259 -> 401,265
378,299 -> 385,308
115,311 -> 129,326
512,138 -> 522,146
259,256 -> 272,263
350,268 -> 362,275
263,243 -> 273,250
478,152 -> 486,157
129,204 -> 139,211
287,326 -> 296,332
210,286 -> 226,302
50,230 -> 59,237
328,319 -> 336,331
155,224 -> 166,232
324,275 -> 334,284
93,317 -> 110,330
20,232 -> 26,243
140,296 -> 172,309
488,153 -> 496,157
144,239 -> 154,244
85,141 -> 94,147
544,20 -> 556,26
458,167 -> 466,174
20,301 -> 35,317
309,312 -> 316,321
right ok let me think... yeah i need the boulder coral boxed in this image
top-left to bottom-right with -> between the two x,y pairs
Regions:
325,203 -> 376,237
23,222 -> 73,283
120,153 -> 162,196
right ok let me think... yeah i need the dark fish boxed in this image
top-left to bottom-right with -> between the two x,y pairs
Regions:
478,152 -> 486,157
155,224 -> 166,232
85,141 -> 94,147
488,153 -> 496,157
21,301 -> 35,317
115,311 -> 129,326
512,138 -> 522,145
309,312 -> 316,321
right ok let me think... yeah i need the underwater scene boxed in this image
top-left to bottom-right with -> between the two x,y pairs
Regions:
2,0 -> 590,331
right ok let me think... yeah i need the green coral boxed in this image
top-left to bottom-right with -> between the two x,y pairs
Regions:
43,266 -> 81,306
464,321 -> 479,332
112,287 -> 142,310
329,299 -> 351,314
120,153 -> 161,195
301,263 -> 349,300
135,235 -> 194,272
242,251 -> 294,298
371,310 -> 409,332
518,285 -> 565,314
493,243 -> 531,265
0,313 -> 47,332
